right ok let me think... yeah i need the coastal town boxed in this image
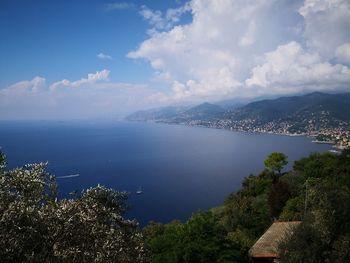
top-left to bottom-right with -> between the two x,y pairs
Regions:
186,117 -> 350,150
128,93 -> 350,150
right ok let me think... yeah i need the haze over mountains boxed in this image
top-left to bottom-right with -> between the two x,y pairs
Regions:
127,92 -> 350,133
127,92 -> 350,126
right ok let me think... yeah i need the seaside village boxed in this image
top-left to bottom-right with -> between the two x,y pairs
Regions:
187,118 -> 350,150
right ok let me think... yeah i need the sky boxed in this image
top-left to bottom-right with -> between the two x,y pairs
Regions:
1,0 -> 350,119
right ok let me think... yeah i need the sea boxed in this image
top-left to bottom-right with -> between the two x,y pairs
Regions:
0,120 -> 331,226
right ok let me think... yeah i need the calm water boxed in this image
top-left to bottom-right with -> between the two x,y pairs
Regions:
0,120 -> 331,226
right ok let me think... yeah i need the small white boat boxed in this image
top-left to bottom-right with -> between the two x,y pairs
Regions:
136,186 -> 143,195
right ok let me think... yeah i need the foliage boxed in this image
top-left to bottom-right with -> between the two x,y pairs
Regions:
268,180 -> 291,219
279,150 -> 350,263
279,196 -> 304,221
0,151 -> 6,169
0,151 -> 145,262
2,147 -> 350,262
144,212 -> 254,263
146,150 -> 350,262
145,170 -> 275,262
264,152 -> 288,175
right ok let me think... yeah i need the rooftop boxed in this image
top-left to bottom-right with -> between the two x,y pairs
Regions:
249,221 -> 301,259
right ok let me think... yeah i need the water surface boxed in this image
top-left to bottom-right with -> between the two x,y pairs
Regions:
0,120 -> 331,225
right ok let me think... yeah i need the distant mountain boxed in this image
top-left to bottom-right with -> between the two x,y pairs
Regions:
127,92 -> 350,133
172,103 -> 224,122
126,106 -> 188,121
228,92 -> 350,123
222,92 -> 350,135
126,102 -> 224,122
127,92 -> 350,147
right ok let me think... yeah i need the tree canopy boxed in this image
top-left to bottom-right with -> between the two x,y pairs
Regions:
145,150 -> 350,262
0,151 -> 145,262
1,148 -> 350,262
264,152 -> 288,175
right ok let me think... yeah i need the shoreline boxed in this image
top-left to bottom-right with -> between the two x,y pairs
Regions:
131,120 -> 347,150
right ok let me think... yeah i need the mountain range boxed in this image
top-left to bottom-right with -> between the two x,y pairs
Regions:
127,92 -> 350,128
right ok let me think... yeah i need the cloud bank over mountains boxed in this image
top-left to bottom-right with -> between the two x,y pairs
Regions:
1,0 -> 350,119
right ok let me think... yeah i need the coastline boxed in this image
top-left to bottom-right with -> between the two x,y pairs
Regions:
129,119 -> 347,150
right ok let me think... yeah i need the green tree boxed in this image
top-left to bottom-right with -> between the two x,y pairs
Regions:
264,152 -> 288,176
279,150 -> 350,263
0,152 -> 145,262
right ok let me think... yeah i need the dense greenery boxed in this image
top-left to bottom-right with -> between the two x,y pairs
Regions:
279,150 -> 350,262
264,152 -> 288,175
144,150 -> 350,263
0,152 -> 145,262
1,149 -> 350,262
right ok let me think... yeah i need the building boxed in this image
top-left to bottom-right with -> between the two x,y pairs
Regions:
249,221 -> 301,262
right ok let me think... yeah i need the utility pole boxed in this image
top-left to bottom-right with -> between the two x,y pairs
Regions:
304,180 -> 308,219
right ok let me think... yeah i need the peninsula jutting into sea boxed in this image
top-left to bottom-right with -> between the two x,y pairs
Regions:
127,92 -> 350,149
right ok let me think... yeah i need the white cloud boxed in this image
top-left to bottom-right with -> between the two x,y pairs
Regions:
239,21 -> 256,47
139,6 -> 164,30
0,77 -> 46,95
335,43 -> 350,64
3,0 -> 350,119
49,70 -> 110,91
129,0 -> 289,100
246,41 -> 350,94
0,71 -> 160,119
105,2 -> 135,11
128,0 -> 350,102
139,2 -> 191,31
97,53 -> 113,60
299,0 -> 350,59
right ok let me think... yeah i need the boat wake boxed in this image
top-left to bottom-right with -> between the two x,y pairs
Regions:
56,174 -> 80,179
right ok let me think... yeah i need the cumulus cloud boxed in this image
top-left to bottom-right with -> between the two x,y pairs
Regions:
0,71 -> 160,119
129,0 -> 350,102
139,2 -> 191,31
335,43 -> 350,64
3,0 -> 350,119
0,77 -> 46,95
298,0 -> 350,59
246,41 -> 350,94
49,70 -> 110,91
97,53 -> 113,60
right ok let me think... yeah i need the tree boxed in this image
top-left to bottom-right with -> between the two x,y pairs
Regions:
268,180 -> 291,218
264,152 -> 288,176
279,150 -> 350,263
0,150 -> 6,171
0,151 -> 146,262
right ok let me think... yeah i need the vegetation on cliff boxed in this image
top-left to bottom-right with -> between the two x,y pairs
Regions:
1,149 -> 349,262
144,150 -> 350,263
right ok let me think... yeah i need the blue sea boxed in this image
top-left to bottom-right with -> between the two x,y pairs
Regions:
0,120 -> 331,226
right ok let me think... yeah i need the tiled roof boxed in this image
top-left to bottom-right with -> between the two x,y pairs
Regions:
249,221 -> 301,258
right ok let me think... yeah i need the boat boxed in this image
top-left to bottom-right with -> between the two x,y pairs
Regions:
136,186 -> 143,195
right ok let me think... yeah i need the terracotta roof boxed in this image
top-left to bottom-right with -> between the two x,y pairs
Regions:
249,221 -> 301,259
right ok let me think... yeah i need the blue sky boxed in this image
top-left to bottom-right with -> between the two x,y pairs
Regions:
0,0 -> 184,87
1,0 -> 350,119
